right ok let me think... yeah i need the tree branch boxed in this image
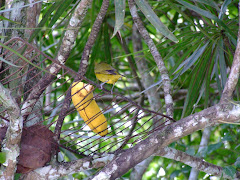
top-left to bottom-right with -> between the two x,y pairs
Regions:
128,0 -> 173,117
0,83 -> 23,179
21,154 -> 115,180
188,127 -> 211,179
221,2 -> 240,101
23,0 -> 43,127
156,147 -> 239,179
132,24 -> 163,120
24,0 -> 41,39
130,156 -> 153,180
130,24 -> 163,178
78,0 -> 110,78
91,102 -> 240,179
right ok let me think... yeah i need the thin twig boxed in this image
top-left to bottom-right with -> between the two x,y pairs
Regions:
54,89 -> 72,139
78,0 -> 110,78
155,146 -> 239,179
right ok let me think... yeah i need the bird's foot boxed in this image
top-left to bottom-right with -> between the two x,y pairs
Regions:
100,81 -> 108,89
111,85 -> 115,94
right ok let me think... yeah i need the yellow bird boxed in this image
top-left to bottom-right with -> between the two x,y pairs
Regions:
94,62 -> 123,92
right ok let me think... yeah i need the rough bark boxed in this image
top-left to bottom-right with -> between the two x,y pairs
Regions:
0,84 -> 23,180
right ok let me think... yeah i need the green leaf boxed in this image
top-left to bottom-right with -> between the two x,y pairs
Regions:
112,0 -> 126,38
169,37 -> 202,75
176,0 -> 216,19
214,56 -> 223,94
219,0 -> 232,19
182,42 -> 213,116
207,142 -> 223,154
194,0 -> 220,11
173,42 -> 209,76
0,42 -> 55,75
104,24 -> 112,63
165,0 -> 211,39
234,157 -> 240,168
204,47 -> 215,108
235,144 -> 240,152
0,15 -> 21,24
135,0 -> 178,43
163,37 -> 194,62
170,170 -> 181,179
28,2 -> 62,42
176,0 -> 236,40
217,38 -> 227,89
196,146 -> 208,158
181,166 -> 191,173
0,152 -> 6,164
222,132 -> 234,141
48,0 -> 74,28
0,57 -> 20,67
223,166 -> 236,178
186,147 -> 195,156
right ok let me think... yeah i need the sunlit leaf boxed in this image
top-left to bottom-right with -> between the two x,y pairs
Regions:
0,152 -> 6,164
49,0 -> 74,28
135,0 -> 178,43
176,0 -> 236,40
173,42 -> 209,77
112,0 -> 125,38
219,0 -> 232,19
194,0 -> 220,11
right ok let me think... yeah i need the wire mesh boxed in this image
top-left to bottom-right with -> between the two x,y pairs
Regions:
0,38 -> 173,157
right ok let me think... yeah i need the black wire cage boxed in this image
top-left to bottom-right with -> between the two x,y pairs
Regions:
0,37 -> 173,159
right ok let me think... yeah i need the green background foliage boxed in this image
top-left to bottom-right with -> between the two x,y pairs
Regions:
2,0 -> 239,179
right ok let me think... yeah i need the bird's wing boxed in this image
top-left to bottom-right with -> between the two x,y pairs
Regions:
95,69 -> 118,75
105,69 -> 118,75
